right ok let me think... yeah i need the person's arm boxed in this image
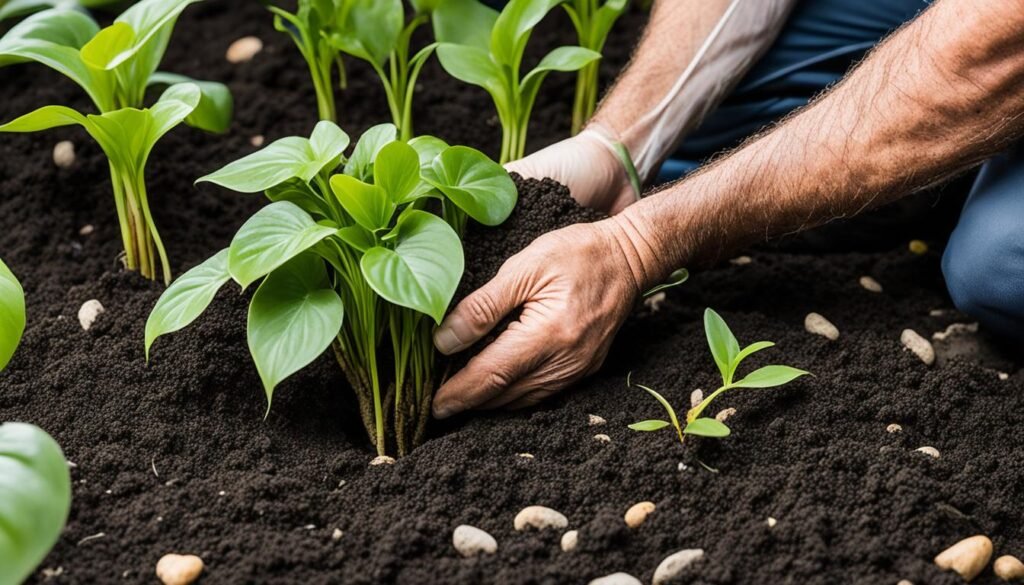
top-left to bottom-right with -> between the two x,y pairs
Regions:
431,0 -> 1024,418
508,0 -> 796,214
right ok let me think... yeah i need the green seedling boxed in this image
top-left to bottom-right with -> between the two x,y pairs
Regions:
629,308 -> 809,442
562,0 -> 628,134
0,0 -> 122,24
0,257 -> 25,371
0,422 -> 72,585
435,0 -> 601,162
145,122 -> 516,457
269,0 -> 347,122
0,0 -> 233,283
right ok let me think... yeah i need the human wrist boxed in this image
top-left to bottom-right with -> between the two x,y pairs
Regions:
598,207 -> 672,295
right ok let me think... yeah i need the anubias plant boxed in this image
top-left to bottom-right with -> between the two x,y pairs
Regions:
145,122 -> 516,456
629,308 -> 809,442
0,422 -> 72,585
435,0 -> 601,163
0,257 -> 25,371
0,0 -> 233,284
562,0 -> 627,134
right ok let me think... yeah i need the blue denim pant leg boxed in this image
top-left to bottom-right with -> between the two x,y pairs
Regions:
942,149 -> 1024,341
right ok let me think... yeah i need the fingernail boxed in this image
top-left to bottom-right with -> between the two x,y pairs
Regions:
434,325 -> 465,355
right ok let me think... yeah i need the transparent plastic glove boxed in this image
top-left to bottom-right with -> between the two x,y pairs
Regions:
505,125 -> 640,215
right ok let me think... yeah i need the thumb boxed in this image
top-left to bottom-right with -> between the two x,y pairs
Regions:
434,267 -> 527,355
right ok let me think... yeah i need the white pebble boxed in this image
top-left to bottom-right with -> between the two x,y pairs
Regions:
644,291 -> 666,312
804,312 -> 839,340
934,535 -> 992,582
998,372 -> 1009,381
859,276 -> 883,293
452,525 -> 497,558
226,36 -> 263,63
588,414 -> 606,426
514,506 -> 568,531
886,424 -> 903,434
624,501 -> 655,528
730,255 -> 752,265
78,299 -> 104,331
593,434 -> 611,443
715,408 -> 736,422
369,455 -> 395,466
994,555 -> 1024,581
897,580 -> 914,585
79,224 -> 94,236
901,329 -> 935,366
932,322 -> 978,342
766,517 -> 777,528
653,549 -> 705,585
53,141 -> 75,168
331,528 -> 343,541
156,554 -> 203,585
249,135 -> 265,147
690,389 -> 703,409
517,453 -> 534,459
916,446 -> 940,458
560,530 -> 578,552
589,573 -> 641,585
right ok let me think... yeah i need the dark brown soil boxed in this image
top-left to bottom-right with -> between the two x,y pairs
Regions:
1,2 -> 1022,585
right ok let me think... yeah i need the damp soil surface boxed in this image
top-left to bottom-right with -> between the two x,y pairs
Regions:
2,2 -> 1023,584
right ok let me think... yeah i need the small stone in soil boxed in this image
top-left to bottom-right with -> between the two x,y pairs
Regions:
588,414 -> 606,426
589,573 -> 642,585
934,535 -> 992,582
859,276 -> 883,292
690,389 -> 703,409
624,501 -> 655,528
715,408 -> 736,422
53,141 -> 75,168
999,372 -> 1010,381
452,525 -> 498,558
560,530 -> 579,552
514,506 -> 568,531
901,329 -> 935,366
517,453 -> 534,459
250,135 -> 265,147
887,423 -> 903,433
156,554 -> 203,585
369,455 -> 395,466
766,517 -> 777,528
897,581 -> 914,585
804,312 -> 840,340
909,239 -> 928,255
226,36 -> 263,63
331,528 -> 343,541
933,322 -> 978,341
994,555 -> 1024,581
653,549 -> 705,585
79,224 -> 94,236
78,299 -> 104,331
644,291 -> 666,312
730,255 -> 752,265
593,434 -> 611,443
916,446 -> 940,458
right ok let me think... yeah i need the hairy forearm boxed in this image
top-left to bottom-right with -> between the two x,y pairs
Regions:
613,0 -> 1024,282
592,0 -> 795,181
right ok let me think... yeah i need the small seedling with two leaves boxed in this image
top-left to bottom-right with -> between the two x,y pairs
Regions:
629,308 -> 809,442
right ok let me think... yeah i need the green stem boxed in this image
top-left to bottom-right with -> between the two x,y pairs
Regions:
688,383 -> 733,423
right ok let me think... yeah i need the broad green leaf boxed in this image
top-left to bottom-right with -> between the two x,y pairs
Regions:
593,0 -> 628,45
431,0 -> 497,48
408,135 -> 449,170
79,21 -> 133,69
520,45 -> 600,110
329,0 -> 402,67
730,341 -> 775,380
0,258 -> 25,371
704,308 -> 739,385
336,225 -> 375,253
632,382 -> 680,433
435,43 -> 503,96
0,6 -> 98,50
197,121 -> 349,192
0,104 -> 86,133
148,71 -> 233,134
329,174 -> 395,231
344,123 -> 397,181
98,0 -> 204,70
427,145 -> 516,226
228,201 -> 339,288
0,422 -> 71,585
266,178 -> 334,220
490,0 -> 560,67
247,253 -> 344,411
628,420 -> 670,432
644,268 -> 689,297
144,249 -> 230,360
374,140 -> 422,204
684,417 -> 731,438
732,365 -> 809,389
360,210 -> 463,324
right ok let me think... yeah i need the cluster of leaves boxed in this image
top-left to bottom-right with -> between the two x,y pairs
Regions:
145,121 -> 516,456
0,0 -> 121,24
561,0 -> 628,134
0,0 -> 232,283
435,0 -> 601,163
630,308 -> 809,442
0,422 -> 72,585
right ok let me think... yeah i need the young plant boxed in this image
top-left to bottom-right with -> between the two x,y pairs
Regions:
0,0 -> 121,24
629,308 -> 809,442
145,122 -> 516,457
561,0 -> 628,134
0,422 -> 72,585
435,0 -> 601,162
268,0 -> 346,122
0,257 -> 25,371
0,0 -> 233,283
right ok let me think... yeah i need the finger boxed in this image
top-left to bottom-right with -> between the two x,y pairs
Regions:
432,325 -> 549,419
434,263 -> 530,355
505,390 -> 550,410
478,375 -> 546,410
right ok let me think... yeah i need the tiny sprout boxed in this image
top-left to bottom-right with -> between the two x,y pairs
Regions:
628,308 -> 809,443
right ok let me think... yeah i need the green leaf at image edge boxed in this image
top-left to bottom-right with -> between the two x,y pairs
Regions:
684,418 -> 731,438
0,257 -> 26,371
628,420 -> 670,432
144,249 -> 231,360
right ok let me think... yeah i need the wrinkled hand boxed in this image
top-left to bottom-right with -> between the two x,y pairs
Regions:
505,127 -> 638,215
431,219 -> 654,418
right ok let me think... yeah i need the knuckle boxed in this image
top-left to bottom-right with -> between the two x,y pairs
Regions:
483,369 -> 515,393
464,291 -> 503,326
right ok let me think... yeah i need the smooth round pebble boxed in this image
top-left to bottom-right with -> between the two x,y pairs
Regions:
588,414 -> 606,426
78,299 -> 104,331
653,549 -> 705,585
53,141 -> 75,168
624,501 -> 655,528
901,329 -> 935,365
156,554 -> 203,585
79,224 -> 94,236
805,312 -> 839,340
897,580 -> 914,585
730,255 -> 752,265
226,36 -> 263,63
766,517 -> 777,528
452,525 -> 497,558
369,455 -> 395,466
690,389 -> 703,409
909,239 -> 928,254
859,275 -> 883,292
593,434 -> 611,443
715,408 -> 736,422
560,530 -> 578,552
934,535 -> 992,581
250,135 -> 265,147
995,555 -> 1024,581
514,506 -> 567,531
588,573 -> 641,585
916,446 -> 940,458
331,528 -> 343,541
886,423 -> 903,433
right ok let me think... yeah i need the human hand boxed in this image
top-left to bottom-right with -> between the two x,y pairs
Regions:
505,125 -> 639,215
431,218 -> 660,418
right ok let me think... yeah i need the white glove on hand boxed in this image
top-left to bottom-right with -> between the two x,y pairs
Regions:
505,125 -> 640,215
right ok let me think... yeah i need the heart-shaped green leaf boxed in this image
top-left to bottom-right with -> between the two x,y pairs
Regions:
344,123 -> 398,182
684,418 -> 731,438
0,422 -> 71,585
329,0 -> 402,67
435,43 -> 503,96
147,72 -> 233,134
145,249 -> 231,360
360,210 -> 463,324
228,201 -> 338,288
247,254 -> 344,411
427,145 -> 516,226
0,258 -> 25,371
628,420 -> 670,432
374,140 -> 422,204
408,135 -> 449,170
329,174 -> 395,231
